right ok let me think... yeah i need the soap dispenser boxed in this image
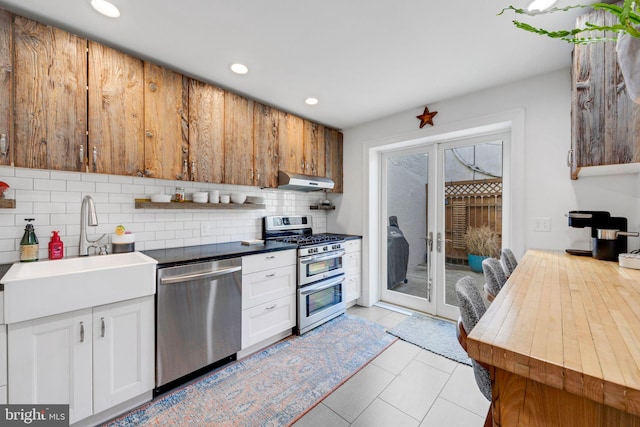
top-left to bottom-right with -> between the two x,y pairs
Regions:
48,231 -> 64,260
20,218 -> 39,262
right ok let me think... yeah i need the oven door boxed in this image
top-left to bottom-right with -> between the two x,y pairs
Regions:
299,249 -> 345,286
297,274 -> 346,334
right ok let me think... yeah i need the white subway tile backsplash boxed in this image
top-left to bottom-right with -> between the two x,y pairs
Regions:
67,181 -> 96,193
0,166 -> 330,263
34,179 -> 67,192
50,171 -> 81,181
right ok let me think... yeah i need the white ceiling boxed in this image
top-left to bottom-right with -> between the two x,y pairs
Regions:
0,0 -> 587,130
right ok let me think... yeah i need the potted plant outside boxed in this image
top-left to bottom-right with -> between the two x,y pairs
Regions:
464,225 -> 500,273
499,0 -> 640,103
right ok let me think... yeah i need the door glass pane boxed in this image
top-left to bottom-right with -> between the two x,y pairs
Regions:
386,152 -> 430,301
443,141 -> 503,307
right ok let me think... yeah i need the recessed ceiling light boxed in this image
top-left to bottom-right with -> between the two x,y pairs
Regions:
305,97 -> 319,106
230,63 -> 249,75
526,0 -> 557,12
90,0 -> 120,18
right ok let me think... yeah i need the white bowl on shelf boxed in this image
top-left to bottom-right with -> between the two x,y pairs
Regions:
192,192 -> 208,203
231,193 -> 247,204
150,194 -> 171,203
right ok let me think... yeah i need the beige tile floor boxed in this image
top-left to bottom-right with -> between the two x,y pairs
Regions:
292,305 -> 490,427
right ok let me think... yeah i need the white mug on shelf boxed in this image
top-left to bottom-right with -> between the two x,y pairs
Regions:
209,190 -> 219,203
220,194 -> 230,204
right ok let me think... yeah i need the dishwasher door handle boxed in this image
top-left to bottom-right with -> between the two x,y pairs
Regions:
160,266 -> 242,285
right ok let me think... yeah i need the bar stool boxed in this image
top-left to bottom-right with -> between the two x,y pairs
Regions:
455,276 -> 492,426
482,258 -> 506,302
500,248 -> 518,277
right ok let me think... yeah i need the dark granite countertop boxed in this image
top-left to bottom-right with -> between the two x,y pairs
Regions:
142,240 -> 298,267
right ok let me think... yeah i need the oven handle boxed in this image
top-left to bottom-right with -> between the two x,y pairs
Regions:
160,266 -> 242,285
300,276 -> 345,295
300,250 -> 346,264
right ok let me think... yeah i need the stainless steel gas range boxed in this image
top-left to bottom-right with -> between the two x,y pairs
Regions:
263,215 -> 346,334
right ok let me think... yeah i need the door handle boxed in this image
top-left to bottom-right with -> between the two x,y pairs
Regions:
80,321 -> 85,343
101,317 -> 105,338
436,232 -> 451,253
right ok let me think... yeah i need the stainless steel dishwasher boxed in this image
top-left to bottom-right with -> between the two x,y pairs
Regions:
156,257 -> 242,390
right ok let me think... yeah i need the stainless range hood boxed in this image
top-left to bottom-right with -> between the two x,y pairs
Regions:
278,171 -> 334,192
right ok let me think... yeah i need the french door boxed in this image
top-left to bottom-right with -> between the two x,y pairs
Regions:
380,133 -> 506,320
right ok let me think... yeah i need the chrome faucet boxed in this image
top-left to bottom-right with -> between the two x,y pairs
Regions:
79,195 -> 107,256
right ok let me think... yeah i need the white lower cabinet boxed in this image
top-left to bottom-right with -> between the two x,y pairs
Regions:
8,296 -> 154,425
241,250 -> 296,350
344,239 -> 362,302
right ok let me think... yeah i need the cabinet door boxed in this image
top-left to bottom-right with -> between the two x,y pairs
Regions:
88,42 -> 145,176
8,309 -> 93,424
93,296 -> 154,414
303,120 -> 325,176
0,10 -> 12,166
144,62 -> 189,180
14,16 -> 87,172
325,128 -> 344,193
224,92 -> 254,185
188,79 -> 225,183
278,112 -> 304,174
253,103 -> 280,188
571,8 -> 640,178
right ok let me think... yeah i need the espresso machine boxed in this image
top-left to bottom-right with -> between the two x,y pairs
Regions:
566,210 -> 639,261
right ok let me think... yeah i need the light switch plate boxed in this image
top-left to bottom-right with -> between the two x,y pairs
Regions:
533,217 -> 551,232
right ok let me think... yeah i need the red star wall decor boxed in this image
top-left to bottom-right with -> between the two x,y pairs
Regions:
416,106 -> 438,128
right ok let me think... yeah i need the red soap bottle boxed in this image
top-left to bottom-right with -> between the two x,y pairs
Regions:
48,231 -> 64,260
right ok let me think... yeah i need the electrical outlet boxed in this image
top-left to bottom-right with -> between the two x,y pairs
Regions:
201,223 -> 212,236
533,217 -> 551,232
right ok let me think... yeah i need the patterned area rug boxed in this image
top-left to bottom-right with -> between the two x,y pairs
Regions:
103,314 -> 396,427
388,312 -> 471,366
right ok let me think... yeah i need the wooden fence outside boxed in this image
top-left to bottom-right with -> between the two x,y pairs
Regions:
444,178 -> 502,264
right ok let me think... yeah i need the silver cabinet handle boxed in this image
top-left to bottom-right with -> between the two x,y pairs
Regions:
265,273 -> 276,278
265,255 -> 277,259
300,276 -> 345,295
0,133 -> 7,156
79,145 -> 84,169
300,250 -> 346,264
182,160 -> 188,179
93,146 -> 97,167
191,161 -> 196,181
567,149 -> 574,167
80,321 -> 85,343
265,304 -> 277,310
160,266 -> 242,285
101,317 -> 105,337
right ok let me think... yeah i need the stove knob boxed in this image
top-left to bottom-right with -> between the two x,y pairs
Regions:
323,246 -> 328,252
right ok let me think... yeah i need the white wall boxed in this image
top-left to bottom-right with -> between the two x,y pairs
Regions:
0,166 -> 329,264
330,68 -> 639,305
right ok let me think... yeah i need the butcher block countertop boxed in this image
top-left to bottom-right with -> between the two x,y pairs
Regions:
467,249 -> 640,421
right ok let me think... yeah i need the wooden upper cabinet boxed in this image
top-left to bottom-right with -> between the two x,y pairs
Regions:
325,128 -> 343,193
188,79 -> 225,183
224,92 -> 254,185
571,6 -> 640,179
253,103 -> 279,188
14,16 -> 87,172
88,42 -> 144,176
143,62 -> 189,180
0,10 -> 12,166
278,112 -> 304,174
303,120 -> 325,177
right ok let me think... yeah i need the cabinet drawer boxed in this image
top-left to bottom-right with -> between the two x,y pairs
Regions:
241,295 -> 295,349
344,252 -> 361,275
345,239 -> 361,253
243,250 -> 296,274
242,266 -> 295,309
345,274 -> 361,302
